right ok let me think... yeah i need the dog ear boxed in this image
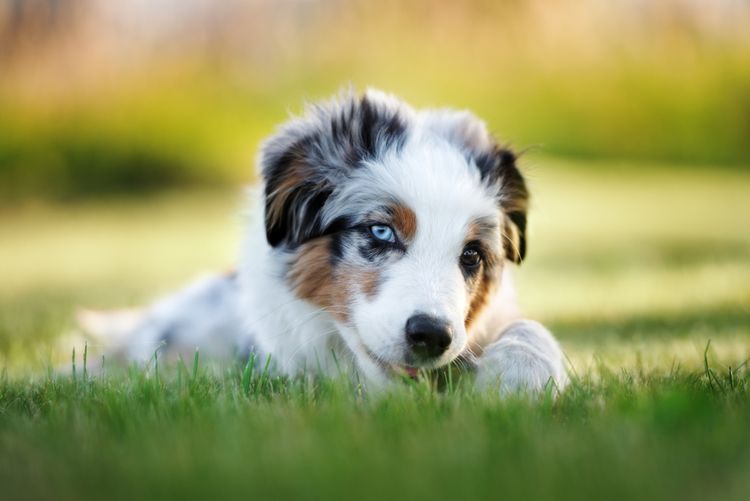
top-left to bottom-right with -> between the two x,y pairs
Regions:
259,91 -> 409,248
478,147 -> 528,264
261,135 -> 333,248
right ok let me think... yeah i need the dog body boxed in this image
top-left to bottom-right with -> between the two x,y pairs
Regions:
85,89 -> 567,393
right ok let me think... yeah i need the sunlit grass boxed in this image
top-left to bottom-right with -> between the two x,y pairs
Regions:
1,358 -> 749,501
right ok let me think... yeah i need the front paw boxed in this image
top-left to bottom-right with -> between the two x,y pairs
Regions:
475,320 -> 568,396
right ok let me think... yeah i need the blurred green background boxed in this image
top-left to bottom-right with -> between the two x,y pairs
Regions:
2,0 -> 750,201
0,0 -> 749,370
2,3 -> 750,501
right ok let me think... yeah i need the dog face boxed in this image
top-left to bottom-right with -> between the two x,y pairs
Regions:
261,90 -> 528,381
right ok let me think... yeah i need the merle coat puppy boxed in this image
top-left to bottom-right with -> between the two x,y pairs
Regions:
81,89 -> 567,394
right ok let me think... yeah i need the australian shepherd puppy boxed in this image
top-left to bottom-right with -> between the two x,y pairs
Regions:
81,89 -> 568,394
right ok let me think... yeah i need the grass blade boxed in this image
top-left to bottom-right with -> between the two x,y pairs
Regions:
192,349 -> 200,383
83,341 -> 88,382
241,352 -> 256,395
256,354 -> 272,396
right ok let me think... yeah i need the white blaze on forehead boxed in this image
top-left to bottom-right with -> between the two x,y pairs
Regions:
327,135 -> 499,245
378,139 -> 498,310
385,138 -> 498,247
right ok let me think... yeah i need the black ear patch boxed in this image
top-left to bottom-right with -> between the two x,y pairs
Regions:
260,92 -> 408,249
475,147 -> 529,264
262,136 -> 332,248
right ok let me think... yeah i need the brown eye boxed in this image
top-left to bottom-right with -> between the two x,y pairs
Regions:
460,247 -> 482,268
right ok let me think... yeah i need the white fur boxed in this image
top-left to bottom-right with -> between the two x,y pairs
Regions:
332,139 -> 499,372
475,320 -> 568,395
80,89 -> 568,395
238,198 -> 354,377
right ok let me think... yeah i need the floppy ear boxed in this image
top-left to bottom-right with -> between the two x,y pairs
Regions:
259,91 -> 409,249
261,135 -> 333,248
491,147 -> 529,264
480,147 -> 528,264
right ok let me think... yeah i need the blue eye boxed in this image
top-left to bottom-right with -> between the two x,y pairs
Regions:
369,224 -> 396,243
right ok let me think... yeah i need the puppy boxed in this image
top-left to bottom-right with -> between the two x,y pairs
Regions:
81,89 -> 567,394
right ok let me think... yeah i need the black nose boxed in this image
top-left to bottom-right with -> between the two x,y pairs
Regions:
405,314 -> 452,359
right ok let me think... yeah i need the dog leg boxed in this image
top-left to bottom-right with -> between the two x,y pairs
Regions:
475,320 -> 568,395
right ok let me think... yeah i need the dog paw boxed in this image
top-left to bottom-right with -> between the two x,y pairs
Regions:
475,320 -> 568,396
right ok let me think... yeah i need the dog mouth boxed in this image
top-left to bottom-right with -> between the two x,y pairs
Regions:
388,364 -> 421,379
348,329 -> 477,384
361,345 -> 436,380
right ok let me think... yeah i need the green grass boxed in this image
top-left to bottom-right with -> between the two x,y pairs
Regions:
1,363 -> 749,501
1,160 -> 749,500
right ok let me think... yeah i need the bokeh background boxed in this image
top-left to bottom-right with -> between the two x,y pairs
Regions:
1,0 -> 749,372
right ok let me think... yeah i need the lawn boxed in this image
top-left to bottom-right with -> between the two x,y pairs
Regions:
1,159 -> 749,500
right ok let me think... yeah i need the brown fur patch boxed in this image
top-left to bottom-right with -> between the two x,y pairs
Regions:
265,159 -> 307,233
464,266 -> 499,328
466,221 -> 481,242
288,239 -> 383,321
464,217 -> 503,328
502,216 -> 523,263
465,273 -> 487,328
467,218 -> 495,241
390,203 -> 417,241
288,237 -> 350,322
358,270 -> 380,299
466,217 -> 501,266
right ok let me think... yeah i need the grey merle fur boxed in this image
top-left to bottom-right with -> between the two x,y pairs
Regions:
260,90 -> 528,263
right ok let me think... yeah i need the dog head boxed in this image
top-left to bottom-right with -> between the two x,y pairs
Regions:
260,89 -> 528,382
